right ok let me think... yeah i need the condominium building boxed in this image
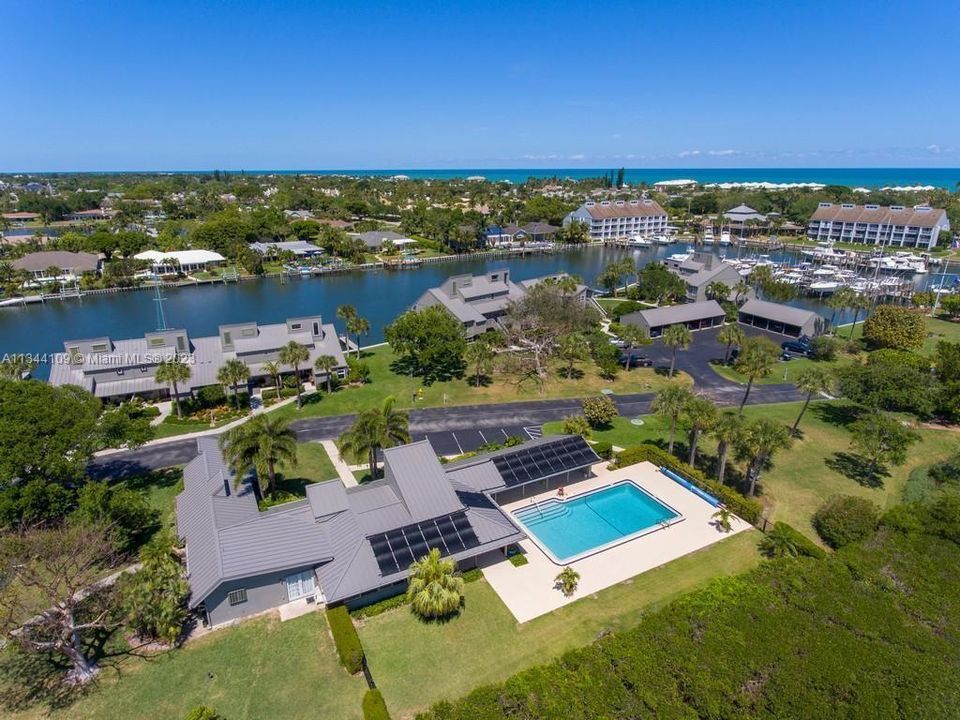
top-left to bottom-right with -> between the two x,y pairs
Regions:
807,203 -> 950,249
563,199 -> 668,240
49,315 -> 349,401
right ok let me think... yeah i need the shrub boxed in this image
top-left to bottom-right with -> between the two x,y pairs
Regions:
591,440 -> 613,460
862,305 -> 926,350
561,415 -> 591,437
261,387 -> 298,401
196,384 -> 227,408
347,357 -> 371,384
614,444 -> 763,525
350,592 -> 409,619
461,567 -> 483,583
184,707 -> 223,720
509,553 -> 529,567
326,605 -> 364,674
582,396 -> 618,428
608,299 -> 644,321
118,529 -> 189,645
362,689 -> 392,720
758,522 -> 827,559
810,335 -> 839,361
73,481 -> 158,553
0,479 -> 74,530
812,495 -> 880,549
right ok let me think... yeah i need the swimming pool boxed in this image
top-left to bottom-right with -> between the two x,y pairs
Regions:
513,481 -> 681,564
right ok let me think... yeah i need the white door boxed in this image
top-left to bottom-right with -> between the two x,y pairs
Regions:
285,570 -> 317,601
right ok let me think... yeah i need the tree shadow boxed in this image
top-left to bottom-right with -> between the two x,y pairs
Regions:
557,367 -> 585,381
654,366 -> 675,377
468,374 -> 494,388
812,402 -> 864,429
825,451 -> 889,488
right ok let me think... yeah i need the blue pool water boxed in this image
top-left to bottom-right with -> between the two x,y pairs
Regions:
513,482 -> 680,563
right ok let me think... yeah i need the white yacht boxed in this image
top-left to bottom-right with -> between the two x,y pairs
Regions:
719,231 -> 731,246
628,235 -> 652,247
802,242 -> 847,261
702,228 -> 715,245
654,234 -> 672,245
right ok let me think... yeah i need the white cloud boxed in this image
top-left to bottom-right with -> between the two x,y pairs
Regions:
568,153 -> 585,160
707,149 -> 737,156
927,144 -> 942,154
678,150 -> 702,157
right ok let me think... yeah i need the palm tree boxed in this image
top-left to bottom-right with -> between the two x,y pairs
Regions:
262,359 -> 283,398
154,358 -> 192,419
827,286 -> 855,330
652,385 -> 693,455
278,341 -> 310,409
0,354 -> 37,381
717,324 -> 745,364
733,280 -> 751,304
734,336 -> 780,412
682,395 -> 718,467
618,325 -> 650,370
314,355 -> 339,393
216,358 -> 250,409
346,314 -> 370,357
661,324 -> 692,377
749,265 -> 774,296
406,548 -> 464,620
712,507 -> 733,533
737,418 -> 792,496
791,366 -> 833,434
337,396 -> 411,480
847,293 -> 871,339
219,414 -> 298,498
336,303 -> 357,325
705,281 -> 730,302
464,341 -> 495,386
554,566 -> 580,597
711,412 -> 745,486
758,525 -> 800,558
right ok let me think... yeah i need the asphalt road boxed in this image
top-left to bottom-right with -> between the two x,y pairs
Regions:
90,326 -> 804,478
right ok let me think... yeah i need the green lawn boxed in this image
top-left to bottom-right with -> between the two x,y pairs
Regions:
3,614 -> 366,720
273,345 -> 690,423
283,442 -> 338,484
124,468 -> 183,531
546,401 -> 957,540
709,355 -> 845,386
842,314 -> 960,356
358,532 -> 760,719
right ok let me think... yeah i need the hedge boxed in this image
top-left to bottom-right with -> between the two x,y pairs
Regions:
362,689 -> 392,720
261,387 -> 298,401
767,521 -> 828,559
326,605 -> 364,674
351,567 -> 483,619
613,444 -> 763,525
591,440 -> 613,460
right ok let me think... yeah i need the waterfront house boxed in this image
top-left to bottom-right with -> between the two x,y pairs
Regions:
662,253 -> 742,303
484,222 -> 559,247
177,434 -> 597,625
412,269 -> 527,338
49,315 -> 349,402
621,300 -> 725,338
1,211 -> 40,225
134,249 -> 226,275
249,240 -> 323,258
563,199 -> 668,241
723,204 -> 767,233
738,298 -> 826,338
12,251 -> 101,283
354,230 -> 416,251
63,208 -> 116,222
807,203 -> 950,249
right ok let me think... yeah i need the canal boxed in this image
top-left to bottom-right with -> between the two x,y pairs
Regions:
0,243 -> 944,379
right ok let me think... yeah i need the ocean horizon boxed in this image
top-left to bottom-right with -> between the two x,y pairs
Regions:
19,167 -> 960,189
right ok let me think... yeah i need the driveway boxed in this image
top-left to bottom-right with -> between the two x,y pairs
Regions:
89,326 -> 804,478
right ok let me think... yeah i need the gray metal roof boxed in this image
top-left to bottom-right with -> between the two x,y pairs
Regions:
738,298 -> 819,326
383,441 -> 465,522
623,300 -> 725,328
249,240 -> 321,255
356,230 -> 408,248
306,480 -> 350,519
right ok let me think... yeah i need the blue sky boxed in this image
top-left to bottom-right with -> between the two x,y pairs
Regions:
1,0 -> 957,171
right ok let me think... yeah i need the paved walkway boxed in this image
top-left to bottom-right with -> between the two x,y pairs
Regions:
321,440 -> 358,487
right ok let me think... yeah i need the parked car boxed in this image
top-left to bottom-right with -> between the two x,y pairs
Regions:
619,349 -> 653,367
781,335 -> 813,356
609,336 -> 628,348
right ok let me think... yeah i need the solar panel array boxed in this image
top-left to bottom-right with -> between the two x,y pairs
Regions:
369,511 -> 480,576
492,436 -> 599,487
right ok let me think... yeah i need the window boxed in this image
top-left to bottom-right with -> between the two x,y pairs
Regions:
116,368 -> 124,376
149,338 -> 165,348
290,323 -> 302,331
223,331 -> 232,345
228,588 -> 248,606
176,336 -> 186,352
312,321 -> 320,336
91,343 -> 107,352
241,327 -> 256,338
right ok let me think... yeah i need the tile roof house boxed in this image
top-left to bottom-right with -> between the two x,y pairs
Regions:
12,251 -> 102,282
807,203 -> 950,249
49,316 -> 348,401
176,436 -> 604,625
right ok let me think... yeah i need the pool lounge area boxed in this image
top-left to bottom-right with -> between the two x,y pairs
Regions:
481,459 -> 753,623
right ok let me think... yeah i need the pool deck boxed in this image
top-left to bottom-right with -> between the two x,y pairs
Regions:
480,460 -> 753,623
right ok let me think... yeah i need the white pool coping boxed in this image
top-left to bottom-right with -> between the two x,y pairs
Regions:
479,460 -> 753,623
511,479 -> 684,565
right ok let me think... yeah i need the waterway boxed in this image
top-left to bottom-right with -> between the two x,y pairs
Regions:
0,243 -> 949,380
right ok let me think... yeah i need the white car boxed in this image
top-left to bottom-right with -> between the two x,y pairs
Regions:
609,337 -> 628,348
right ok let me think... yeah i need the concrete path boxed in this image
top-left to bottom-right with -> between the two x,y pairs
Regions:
321,440 -> 358,488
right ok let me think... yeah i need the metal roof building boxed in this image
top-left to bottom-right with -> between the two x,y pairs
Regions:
177,435 -> 598,626
738,299 -> 826,338
621,300 -> 726,338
